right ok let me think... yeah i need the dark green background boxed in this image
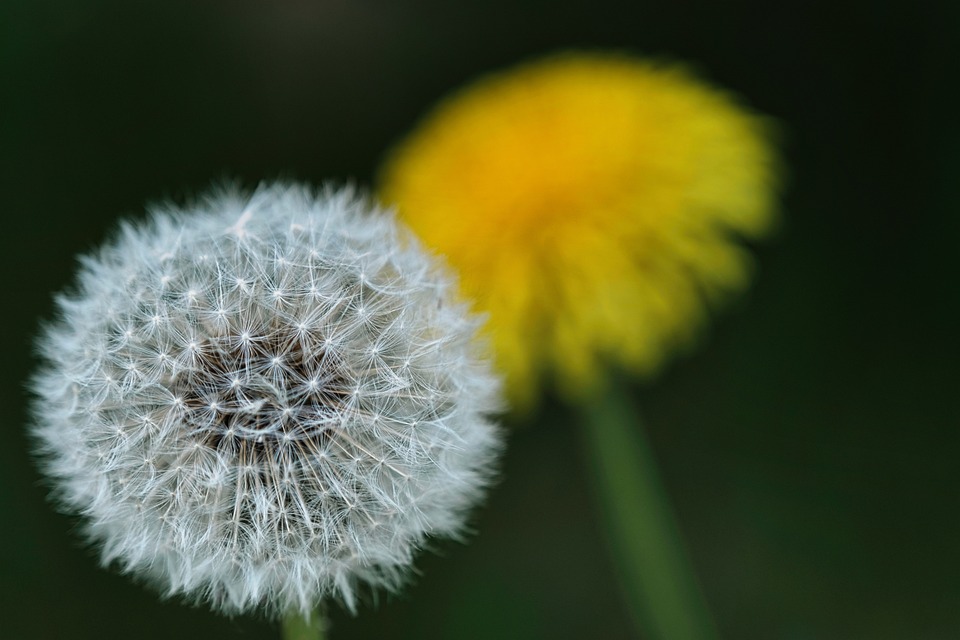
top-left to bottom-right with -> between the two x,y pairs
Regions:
2,1 -> 957,638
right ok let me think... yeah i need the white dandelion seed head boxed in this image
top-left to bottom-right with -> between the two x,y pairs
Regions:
29,182 -> 502,617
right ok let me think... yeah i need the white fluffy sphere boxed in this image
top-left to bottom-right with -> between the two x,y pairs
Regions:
30,183 -> 502,617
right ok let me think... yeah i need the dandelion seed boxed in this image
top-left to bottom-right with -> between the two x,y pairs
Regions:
30,182 -> 502,618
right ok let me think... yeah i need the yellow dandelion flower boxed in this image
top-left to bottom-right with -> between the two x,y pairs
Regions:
379,52 -> 780,406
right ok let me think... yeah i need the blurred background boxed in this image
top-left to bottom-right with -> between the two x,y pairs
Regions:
1,1 -> 957,638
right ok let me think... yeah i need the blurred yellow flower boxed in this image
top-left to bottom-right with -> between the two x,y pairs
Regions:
379,52 -> 780,407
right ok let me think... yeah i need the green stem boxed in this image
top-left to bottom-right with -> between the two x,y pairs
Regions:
580,380 -> 719,640
281,609 -> 326,640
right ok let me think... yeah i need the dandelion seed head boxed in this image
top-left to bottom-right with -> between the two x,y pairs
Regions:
30,182 -> 502,617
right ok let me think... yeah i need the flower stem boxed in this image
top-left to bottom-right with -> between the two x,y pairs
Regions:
281,609 -> 326,640
580,380 -> 720,639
